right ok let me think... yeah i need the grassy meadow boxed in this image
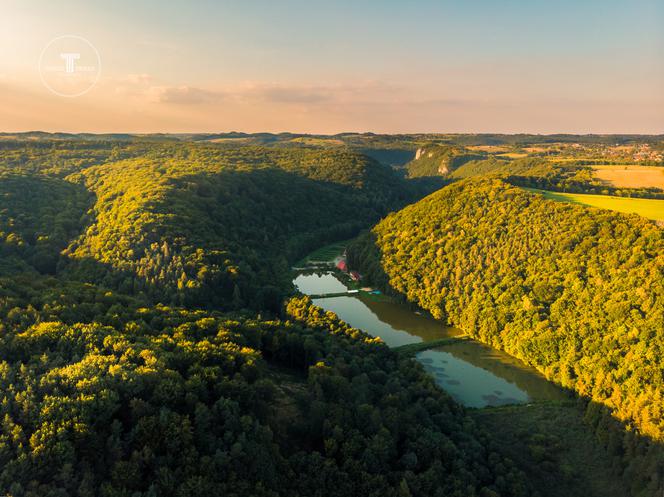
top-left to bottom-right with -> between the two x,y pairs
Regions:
294,239 -> 351,265
525,188 -> 664,222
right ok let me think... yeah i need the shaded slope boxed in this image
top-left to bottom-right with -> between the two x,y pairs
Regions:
0,170 -> 90,274
62,146 -> 412,310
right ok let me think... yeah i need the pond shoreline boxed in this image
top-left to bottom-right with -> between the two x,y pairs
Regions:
292,249 -> 569,409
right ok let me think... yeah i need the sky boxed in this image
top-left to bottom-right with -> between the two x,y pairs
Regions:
1,0 -> 663,134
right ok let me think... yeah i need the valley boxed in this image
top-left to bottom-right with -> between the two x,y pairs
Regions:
292,243 -> 631,497
293,265 -> 569,408
3,2 -> 662,495
0,133 -> 661,496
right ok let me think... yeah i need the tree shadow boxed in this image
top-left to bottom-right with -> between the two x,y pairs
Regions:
0,172 -> 91,275
59,166 -> 417,312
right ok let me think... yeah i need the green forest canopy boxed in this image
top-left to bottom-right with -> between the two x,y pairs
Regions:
0,140 -> 531,496
349,178 -> 663,495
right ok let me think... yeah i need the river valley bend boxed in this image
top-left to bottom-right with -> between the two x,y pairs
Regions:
2,5 -> 663,491
293,260 -> 569,409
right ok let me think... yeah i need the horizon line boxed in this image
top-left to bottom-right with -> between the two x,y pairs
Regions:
2,130 -> 664,137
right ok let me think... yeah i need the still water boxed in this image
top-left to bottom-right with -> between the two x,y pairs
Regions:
294,271 -> 567,408
293,271 -> 348,294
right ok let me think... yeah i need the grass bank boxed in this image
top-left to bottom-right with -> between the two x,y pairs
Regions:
393,336 -> 468,355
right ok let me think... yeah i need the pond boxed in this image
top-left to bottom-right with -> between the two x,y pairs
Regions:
295,270 -> 567,408
294,271 -> 348,294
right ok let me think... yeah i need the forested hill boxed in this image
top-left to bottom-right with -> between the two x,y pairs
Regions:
2,143 -> 417,310
348,178 -> 663,495
62,145 -> 418,311
0,141 -> 533,496
406,145 -> 485,178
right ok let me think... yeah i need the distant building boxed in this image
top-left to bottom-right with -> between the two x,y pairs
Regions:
336,259 -> 348,272
349,270 -> 361,281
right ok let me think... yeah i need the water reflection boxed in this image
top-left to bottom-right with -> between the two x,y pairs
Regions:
313,295 -> 423,347
297,270 -> 567,408
417,342 -> 560,407
437,341 -> 567,404
420,348 -> 526,407
293,271 -> 348,294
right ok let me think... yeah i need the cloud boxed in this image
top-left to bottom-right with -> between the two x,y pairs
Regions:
113,75 -> 226,105
111,76 -> 408,108
254,85 -> 334,104
241,81 -> 404,105
113,74 -> 153,98
123,73 -> 152,85
146,85 -> 226,104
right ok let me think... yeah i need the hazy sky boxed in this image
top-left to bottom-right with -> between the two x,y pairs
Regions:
1,0 -> 663,133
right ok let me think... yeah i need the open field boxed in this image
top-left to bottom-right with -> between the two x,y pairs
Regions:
548,157 -> 593,162
466,145 -> 512,153
288,137 -> 346,147
591,165 -> 664,189
497,152 -> 529,159
525,188 -> 664,222
294,239 -> 352,266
